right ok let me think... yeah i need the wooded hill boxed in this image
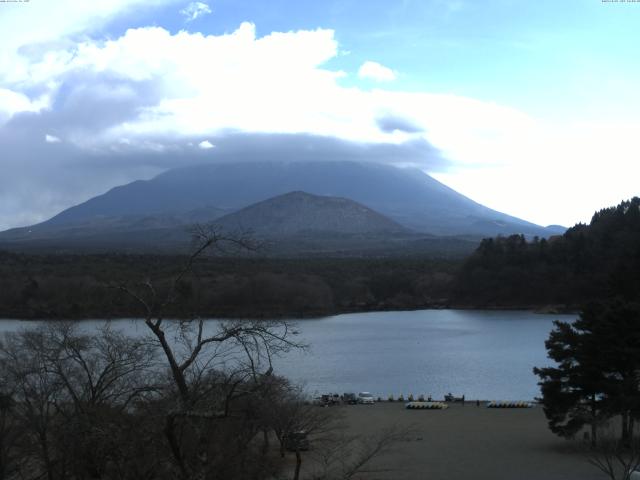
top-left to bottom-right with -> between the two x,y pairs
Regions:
453,197 -> 640,308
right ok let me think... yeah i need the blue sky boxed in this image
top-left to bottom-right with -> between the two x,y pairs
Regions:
1,0 -> 639,229
130,0 -> 640,120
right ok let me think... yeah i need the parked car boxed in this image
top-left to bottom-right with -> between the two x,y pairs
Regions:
358,392 -> 375,404
342,392 -> 357,404
319,393 -> 341,406
283,431 -> 310,451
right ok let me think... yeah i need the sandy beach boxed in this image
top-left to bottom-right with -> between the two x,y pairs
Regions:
298,402 -> 605,480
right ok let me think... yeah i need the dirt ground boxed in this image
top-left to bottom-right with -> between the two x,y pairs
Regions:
298,402 -> 607,480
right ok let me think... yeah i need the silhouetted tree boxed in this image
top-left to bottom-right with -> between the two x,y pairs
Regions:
0,323 -> 157,480
115,225 -> 304,479
456,197 -> 640,307
535,300 -> 640,446
0,390 -> 20,480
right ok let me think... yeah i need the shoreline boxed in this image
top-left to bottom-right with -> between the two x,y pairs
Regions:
0,303 -> 579,322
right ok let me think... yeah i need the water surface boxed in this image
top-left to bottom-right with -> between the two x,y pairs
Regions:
0,309 -> 574,400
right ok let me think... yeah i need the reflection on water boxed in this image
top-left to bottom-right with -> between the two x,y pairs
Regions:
0,309 -> 574,400
273,309 -> 574,401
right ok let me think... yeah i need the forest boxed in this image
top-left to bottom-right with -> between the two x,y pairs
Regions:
0,251 -> 457,320
453,197 -> 640,309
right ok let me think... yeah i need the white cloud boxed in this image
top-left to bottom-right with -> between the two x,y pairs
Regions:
0,88 -> 49,126
198,140 -> 214,149
180,2 -> 212,22
45,134 -> 61,143
358,61 -> 397,82
61,23 -> 351,140
0,0 -> 178,79
0,88 -> 33,115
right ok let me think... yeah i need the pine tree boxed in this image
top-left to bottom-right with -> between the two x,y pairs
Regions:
534,300 -> 640,445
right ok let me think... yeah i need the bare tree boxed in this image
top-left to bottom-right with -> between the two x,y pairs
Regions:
0,390 -> 21,480
586,428 -> 640,480
0,323 -> 158,480
1,327 -> 68,480
265,384 -> 341,480
114,225 -> 304,479
308,426 -> 408,480
265,384 -> 408,480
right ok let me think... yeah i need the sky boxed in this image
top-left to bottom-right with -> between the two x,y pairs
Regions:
1,0 -> 639,230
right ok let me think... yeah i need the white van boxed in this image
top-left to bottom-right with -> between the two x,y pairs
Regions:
357,392 -> 375,404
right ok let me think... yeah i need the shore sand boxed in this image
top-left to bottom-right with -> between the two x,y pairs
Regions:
300,402 -> 605,480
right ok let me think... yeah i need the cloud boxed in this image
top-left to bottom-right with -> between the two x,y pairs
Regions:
45,134 -> 61,143
376,114 -> 424,134
0,0 -> 179,84
0,128 -> 446,230
194,132 -> 447,169
2,23 -> 349,143
0,127 -> 166,230
358,61 -> 397,82
180,2 -> 212,22
0,88 -> 34,115
0,88 -> 45,126
198,140 -> 214,149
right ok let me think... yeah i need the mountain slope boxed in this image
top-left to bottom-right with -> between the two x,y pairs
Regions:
214,191 -> 409,236
0,189 -> 480,256
32,161 -> 561,238
0,206 -> 228,244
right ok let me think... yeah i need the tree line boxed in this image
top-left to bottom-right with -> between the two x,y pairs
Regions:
0,252 -> 456,320
454,197 -> 640,308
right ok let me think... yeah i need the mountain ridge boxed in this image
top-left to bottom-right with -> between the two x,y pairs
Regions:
29,160 -> 562,236
0,160 -> 565,254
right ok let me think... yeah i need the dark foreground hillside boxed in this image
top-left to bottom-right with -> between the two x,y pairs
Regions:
0,252 -> 456,319
453,197 -> 640,308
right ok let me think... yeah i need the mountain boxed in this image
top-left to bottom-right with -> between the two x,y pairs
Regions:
214,191 -> 409,236
27,161 -> 561,234
0,206 -> 228,250
0,161 -> 565,254
0,189 -> 477,256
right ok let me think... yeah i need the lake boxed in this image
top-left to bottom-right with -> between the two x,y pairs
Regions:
0,309 -> 574,401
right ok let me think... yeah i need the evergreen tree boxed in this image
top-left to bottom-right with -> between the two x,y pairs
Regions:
455,197 -> 640,307
534,300 -> 640,445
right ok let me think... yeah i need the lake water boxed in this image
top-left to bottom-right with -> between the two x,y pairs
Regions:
0,309 -> 575,401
